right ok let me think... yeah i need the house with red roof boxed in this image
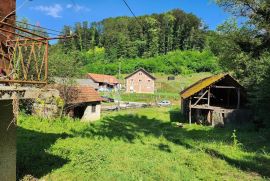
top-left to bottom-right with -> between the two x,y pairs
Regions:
86,73 -> 120,91
66,86 -> 103,122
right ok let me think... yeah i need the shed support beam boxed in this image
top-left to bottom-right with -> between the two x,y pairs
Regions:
189,98 -> 192,124
212,86 -> 237,89
208,87 -> 210,106
193,90 -> 208,107
237,88 -> 240,109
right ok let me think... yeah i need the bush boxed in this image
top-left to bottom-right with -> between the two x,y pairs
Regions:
82,50 -> 221,75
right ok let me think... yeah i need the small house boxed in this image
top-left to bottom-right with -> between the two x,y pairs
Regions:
125,68 -> 156,94
67,86 -> 103,122
180,74 -> 250,126
86,73 -> 120,91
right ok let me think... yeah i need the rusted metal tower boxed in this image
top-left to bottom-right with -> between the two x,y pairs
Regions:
0,0 -> 16,78
0,0 -> 51,85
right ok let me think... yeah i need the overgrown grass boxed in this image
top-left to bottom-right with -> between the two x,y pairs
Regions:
17,107 -> 270,180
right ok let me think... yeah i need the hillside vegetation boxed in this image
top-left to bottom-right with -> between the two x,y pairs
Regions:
81,50 -> 220,75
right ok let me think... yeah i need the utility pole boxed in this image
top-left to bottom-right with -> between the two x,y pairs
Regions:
117,62 -> 121,111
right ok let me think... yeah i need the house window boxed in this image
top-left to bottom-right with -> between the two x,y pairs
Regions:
92,104 -> 96,113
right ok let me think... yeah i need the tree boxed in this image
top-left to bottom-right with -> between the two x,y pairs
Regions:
215,0 -> 270,125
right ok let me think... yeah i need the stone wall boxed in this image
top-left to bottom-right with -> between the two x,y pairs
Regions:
0,100 -> 16,181
32,89 -> 62,118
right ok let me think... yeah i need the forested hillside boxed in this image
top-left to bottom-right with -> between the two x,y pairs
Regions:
49,9 -> 218,77
58,9 -> 206,59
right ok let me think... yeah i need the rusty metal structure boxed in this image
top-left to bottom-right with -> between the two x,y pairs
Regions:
0,0 -> 72,85
0,0 -> 50,85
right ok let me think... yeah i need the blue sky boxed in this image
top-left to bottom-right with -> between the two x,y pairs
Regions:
16,0 -> 231,35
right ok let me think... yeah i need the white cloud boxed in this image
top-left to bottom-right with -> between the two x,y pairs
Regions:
32,4 -> 63,18
66,4 -> 73,9
66,4 -> 90,12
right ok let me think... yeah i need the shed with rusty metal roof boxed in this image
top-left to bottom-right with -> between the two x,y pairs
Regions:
180,74 -> 249,126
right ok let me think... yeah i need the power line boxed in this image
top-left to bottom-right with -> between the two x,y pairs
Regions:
121,0 -> 143,27
15,26 -> 62,37
15,23 -> 63,36
0,15 -> 63,34
122,0 -> 137,18
16,19 -> 63,34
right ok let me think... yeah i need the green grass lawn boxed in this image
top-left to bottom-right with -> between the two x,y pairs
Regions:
17,107 -> 270,181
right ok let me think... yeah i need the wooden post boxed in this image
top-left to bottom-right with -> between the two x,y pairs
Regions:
237,88 -> 240,109
189,98 -> 192,124
208,87 -> 210,106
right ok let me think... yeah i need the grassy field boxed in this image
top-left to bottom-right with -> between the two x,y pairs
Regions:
18,107 -> 270,181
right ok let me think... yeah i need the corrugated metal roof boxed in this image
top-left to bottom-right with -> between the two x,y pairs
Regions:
87,73 -> 119,84
180,73 -> 228,99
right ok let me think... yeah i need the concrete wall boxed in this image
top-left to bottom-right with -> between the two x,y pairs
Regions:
0,100 -> 16,181
81,103 -> 101,122
125,70 -> 155,94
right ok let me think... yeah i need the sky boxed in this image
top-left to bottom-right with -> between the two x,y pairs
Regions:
16,0 -> 232,36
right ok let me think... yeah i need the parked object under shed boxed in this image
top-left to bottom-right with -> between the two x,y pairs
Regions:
180,74 -> 251,127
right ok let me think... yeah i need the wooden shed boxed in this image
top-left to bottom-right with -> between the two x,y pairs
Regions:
180,74 -> 250,126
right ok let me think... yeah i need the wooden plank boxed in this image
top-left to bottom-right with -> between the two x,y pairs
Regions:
189,98 -> 191,124
193,90 -> 208,107
212,85 -> 237,89
193,97 -> 208,100
208,87 -> 210,106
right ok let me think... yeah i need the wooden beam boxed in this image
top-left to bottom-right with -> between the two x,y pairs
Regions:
212,85 -> 237,89
237,88 -> 240,109
189,98 -> 191,124
208,87 -> 211,106
193,97 -> 208,100
193,90 -> 208,107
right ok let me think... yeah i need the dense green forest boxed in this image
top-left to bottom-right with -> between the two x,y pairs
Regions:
58,9 -> 205,59
49,9 -> 217,76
